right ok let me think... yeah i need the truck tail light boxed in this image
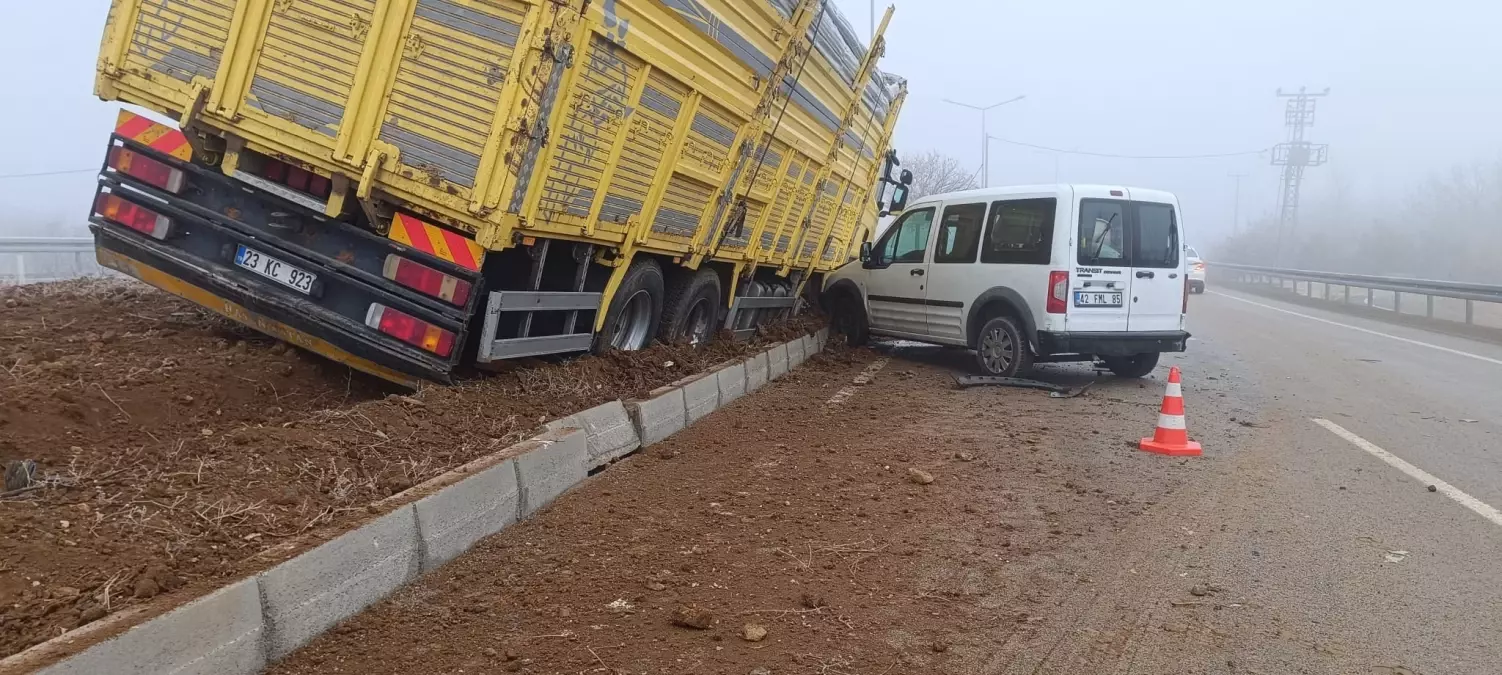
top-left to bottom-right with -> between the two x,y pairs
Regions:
107,145 -> 185,193
94,192 -> 171,239
366,304 -> 455,357
1047,270 -> 1068,314
382,255 -> 472,306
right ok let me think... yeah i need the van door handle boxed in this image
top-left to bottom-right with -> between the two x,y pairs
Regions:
1135,271 -> 1155,279
910,269 -> 925,277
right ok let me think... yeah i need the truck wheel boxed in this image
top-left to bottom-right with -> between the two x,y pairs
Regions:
659,269 -> 721,346
594,259 -> 664,353
830,293 -> 869,347
974,315 -> 1032,377
1103,353 -> 1160,378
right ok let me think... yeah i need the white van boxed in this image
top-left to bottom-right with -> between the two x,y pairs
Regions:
822,184 -> 1190,377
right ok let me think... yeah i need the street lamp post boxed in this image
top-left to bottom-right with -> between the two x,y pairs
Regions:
943,95 -> 1025,187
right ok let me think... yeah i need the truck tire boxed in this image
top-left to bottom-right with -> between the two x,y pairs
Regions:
973,315 -> 1032,377
659,269 -> 721,345
594,259 -> 665,353
1103,352 -> 1160,378
830,293 -> 869,347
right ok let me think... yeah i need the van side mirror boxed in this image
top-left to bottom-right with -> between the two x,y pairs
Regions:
860,241 -> 873,263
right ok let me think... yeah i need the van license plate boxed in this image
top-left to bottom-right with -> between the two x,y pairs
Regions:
1075,291 -> 1122,307
235,245 -> 316,295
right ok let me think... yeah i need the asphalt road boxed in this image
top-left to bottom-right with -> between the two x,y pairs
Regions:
1127,285 -> 1502,675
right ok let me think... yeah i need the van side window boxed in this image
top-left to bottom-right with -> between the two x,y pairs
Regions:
1078,200 -> 1129,267
1134,203 -> 1179,269
934,203 -> 986,263
982,198 -> 1056,265
873,207 -> 935,266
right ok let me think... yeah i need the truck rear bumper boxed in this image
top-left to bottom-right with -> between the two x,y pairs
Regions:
1037,330 -> 1190,357
94,225 -> 436,387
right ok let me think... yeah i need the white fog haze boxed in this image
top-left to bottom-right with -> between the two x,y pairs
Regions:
4,0 -> 1501,276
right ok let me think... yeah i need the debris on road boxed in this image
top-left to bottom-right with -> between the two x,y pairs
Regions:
670,605 -> 715,629
1428,485 -> 1439,492
1385,550 -> 1410,563
741,623 -> 768,642
907,467 -> 935,485
950,373 -> 1087,397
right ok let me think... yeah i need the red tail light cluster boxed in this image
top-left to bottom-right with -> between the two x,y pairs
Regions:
94,192 -> 171,239
107,146 -> 185,193
262,159 -> 331,199
382,255 -> 473,306
1046,270 -> 1068,314
366,304 -> 455,357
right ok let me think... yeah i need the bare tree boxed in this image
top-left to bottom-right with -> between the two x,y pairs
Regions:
901,150 -> 979,201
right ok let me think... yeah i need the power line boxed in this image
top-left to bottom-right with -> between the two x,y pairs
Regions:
0,168 -> 96,180
989,136 -> 1271,160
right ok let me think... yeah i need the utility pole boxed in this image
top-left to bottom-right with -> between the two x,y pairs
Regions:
1271,87 -> 1330,261
1228,173 -> 1247,234
943,95 -> 1025,187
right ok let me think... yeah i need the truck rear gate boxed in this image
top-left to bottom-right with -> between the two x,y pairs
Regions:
91,0 -> 907,385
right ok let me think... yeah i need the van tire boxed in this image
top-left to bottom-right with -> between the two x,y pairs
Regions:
830,294 -> 869,347
659,269 -> 721,345
974,315 -> 1032,377
1104,352 -> 1160,378
593,259 -> 665,353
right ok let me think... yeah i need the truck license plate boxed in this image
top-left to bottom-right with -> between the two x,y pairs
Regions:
1074,291 -> 1122,307
235,245 -> 316,295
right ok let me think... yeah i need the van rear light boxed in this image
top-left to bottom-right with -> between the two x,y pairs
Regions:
107,146 -> 185,193
382,255 -> 472,306
366,304 -> 455,357
1047,270 -> 1068,314
94,192 -> 171,239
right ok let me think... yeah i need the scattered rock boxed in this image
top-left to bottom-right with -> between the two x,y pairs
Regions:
931,640 -> 949,653
670,605 -> 714,629
955,452 -> 976,462
78,605 -> 107,624
907,468 -> 934,485
645,581 -> 667,592
1189,585 -> 1210,597
750,668 -> 773,675
1427,485 -> 1438,492
132,576 -> 161,599
741,623 -> 767,642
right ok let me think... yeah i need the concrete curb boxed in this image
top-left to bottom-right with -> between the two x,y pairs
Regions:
545,400 -> 640,470
786,336 -> 806,369
13,329 -> 825,675
625,385 -> 687,446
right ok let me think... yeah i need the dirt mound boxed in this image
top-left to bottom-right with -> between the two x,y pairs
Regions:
0,278 -> 820,660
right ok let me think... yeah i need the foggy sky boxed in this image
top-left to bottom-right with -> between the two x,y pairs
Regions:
4,0 -> 1500,245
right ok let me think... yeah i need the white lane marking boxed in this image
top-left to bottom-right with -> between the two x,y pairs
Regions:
1313,418 -> 1502,529
826,357 -> 890,406
1208,291 -> 1502,367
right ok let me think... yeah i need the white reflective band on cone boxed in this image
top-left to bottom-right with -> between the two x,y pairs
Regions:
1156,414 -> 1187,430
1165,382 -> 1182,398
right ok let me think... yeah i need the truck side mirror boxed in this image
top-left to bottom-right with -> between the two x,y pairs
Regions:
899,169 -> 913,186
860,241 -> 873,263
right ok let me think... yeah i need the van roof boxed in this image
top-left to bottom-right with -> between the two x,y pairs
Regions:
916,184 -> 1179,206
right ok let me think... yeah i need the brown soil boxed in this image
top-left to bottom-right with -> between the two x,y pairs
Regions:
0,279 -> 816,660
268,344 -> 1204,675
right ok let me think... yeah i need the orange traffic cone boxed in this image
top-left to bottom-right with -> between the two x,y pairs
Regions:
1140,366 -> 1202,456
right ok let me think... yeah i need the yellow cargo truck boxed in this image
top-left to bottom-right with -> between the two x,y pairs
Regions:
88,0 -> 908,386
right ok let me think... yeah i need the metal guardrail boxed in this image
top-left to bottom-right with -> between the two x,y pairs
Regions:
1213,261 -> 1502,324
0,236 -> 106,285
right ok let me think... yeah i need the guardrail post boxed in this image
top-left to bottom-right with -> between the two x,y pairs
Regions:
1343,285 -> 1349,304
1466,299 -> 1474,324
1394,292 -> 1402,314
1426,294 -> 1434,318
1323,283 -> 1331,301
15,254 -> 24,285
1366,287 -> 1372,306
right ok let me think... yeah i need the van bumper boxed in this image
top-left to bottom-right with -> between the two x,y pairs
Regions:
1037,330 -> 1190,357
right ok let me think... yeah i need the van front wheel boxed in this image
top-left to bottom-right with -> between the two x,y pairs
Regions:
974,316 -> 1032,377
830,295 -> 869,347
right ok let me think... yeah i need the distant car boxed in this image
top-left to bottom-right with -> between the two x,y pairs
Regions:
1186,246 -> 1206,294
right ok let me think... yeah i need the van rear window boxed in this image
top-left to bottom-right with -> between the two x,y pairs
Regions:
1078,200 -> 1128,267
981,198 -> 1055,265
1134,203 -> 1179,269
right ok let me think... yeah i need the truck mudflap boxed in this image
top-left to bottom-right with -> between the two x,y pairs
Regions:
94,226 -> 436,388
